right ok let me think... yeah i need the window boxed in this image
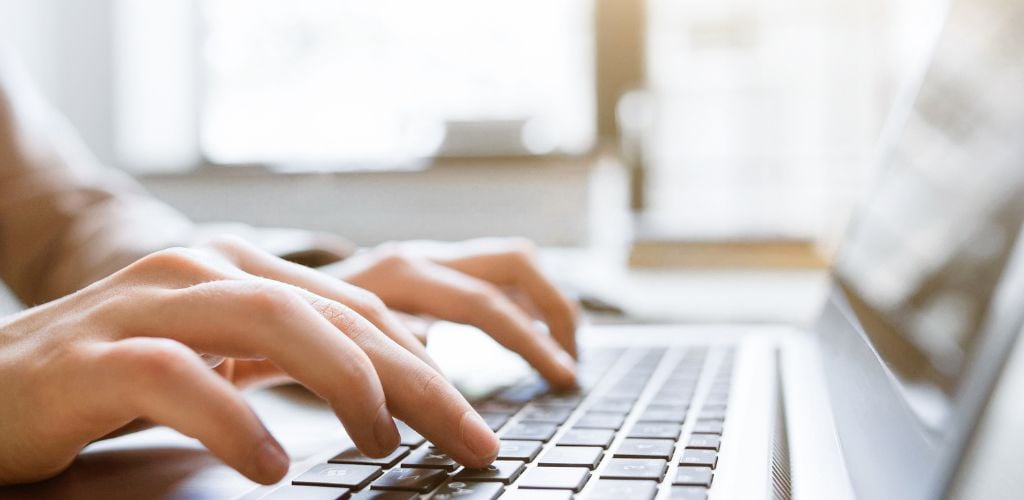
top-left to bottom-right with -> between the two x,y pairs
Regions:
641,0 -> 947,240
200,0 -> 594,167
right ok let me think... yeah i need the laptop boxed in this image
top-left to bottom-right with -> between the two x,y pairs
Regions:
238,0 -> 1024,498
4,0 -> 1019,498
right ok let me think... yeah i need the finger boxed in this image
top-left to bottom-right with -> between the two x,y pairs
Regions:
202,236 -> 441,373
284,286 -> 500,468
379,262 -> 577,388
125,280 -> 400,458
432,241 -> 579,358
502,258 -> 579,358
81,338 -> 288,484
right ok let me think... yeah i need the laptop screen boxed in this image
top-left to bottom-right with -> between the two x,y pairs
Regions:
832,0 -> 1024,428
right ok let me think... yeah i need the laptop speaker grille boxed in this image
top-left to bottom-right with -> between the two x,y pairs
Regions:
770,350 -> 793,500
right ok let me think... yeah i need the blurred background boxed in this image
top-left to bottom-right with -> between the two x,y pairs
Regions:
0,0 -> 948,268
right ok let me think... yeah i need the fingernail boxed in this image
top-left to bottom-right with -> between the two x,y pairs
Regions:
374,406 -> 400,453
256,438 -> 289,483
460,410 -> 499,461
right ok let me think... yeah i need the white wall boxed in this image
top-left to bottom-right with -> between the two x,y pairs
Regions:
0,0 -> 118,165
0,1 -> 61,103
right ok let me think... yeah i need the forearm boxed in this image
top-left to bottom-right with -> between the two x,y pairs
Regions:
0,52 -> 360,304
0,54 -> 194,304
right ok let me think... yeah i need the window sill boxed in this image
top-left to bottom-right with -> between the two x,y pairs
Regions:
138,152 -> 599,181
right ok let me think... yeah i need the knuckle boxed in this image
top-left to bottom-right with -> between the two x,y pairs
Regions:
241,281 -> 304,321
200,234 -> 258,263
131,247 -> 203,275
373,245 -> 421,272
204,234 -> 249,252
349,290 -> 388,319
416,369 -> 449,401
306,295 -> 367,340
309,296 -> 350,325
505,237 -> 538,259
89,293 -> 139,335
465,284 -> 505,312
113,338 -> 196,382
342,320 -> 379,347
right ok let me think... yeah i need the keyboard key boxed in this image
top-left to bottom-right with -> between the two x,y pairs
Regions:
709,381 -> 731,391
587,479 -> 658,500
538,446 -> 604,469
673,466 -> 713,487
395,421 -> 426,447
574,412 -> 626,430
669,386 -> 699,395
503,422 -> 559,442
330,446 -> 409,467
687,434 -> 721,451
601,389 -> 643,401
519,406 -> 574,423
401,447 -> 459,471
659,391 -> 696,401
453,460 -> 526,484
517,467 -> 591,492
497,383 -> 550,404
615,438 -> 675,459
669,486 -> 709,500
497,440 -> 543,462
699,408 -> 727,420
679,449 -> 718,469
500,490 -> 573,500
650,394 -> 692,406
371,468 -> 446,493
628,423 -> 681,440
558,428 -> 615,448
638,408 -> 686,424
427,480 -> 504,500
534,393 -> 584,407
658,384 -> 696,395
600,458 -> 667,481
589,399 -> 634,413
293,463 -> 382,489
475,400 -> 523,415
647,403 -> 689,414
262,485 -> 350,500
352,491 -> 417,500
613,377 -> 649,389
609,385 -> 647,397
480,412 -> 511,431
665,373 -> 700,383
692,420 -> 724,435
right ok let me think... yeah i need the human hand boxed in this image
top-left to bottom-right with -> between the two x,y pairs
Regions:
0,237 -> 498,485
320,238 -> 580,387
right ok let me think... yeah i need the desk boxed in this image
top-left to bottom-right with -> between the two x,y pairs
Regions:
544,247 -> 829,327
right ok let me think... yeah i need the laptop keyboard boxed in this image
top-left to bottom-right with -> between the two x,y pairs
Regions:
267,345 -> 735,500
